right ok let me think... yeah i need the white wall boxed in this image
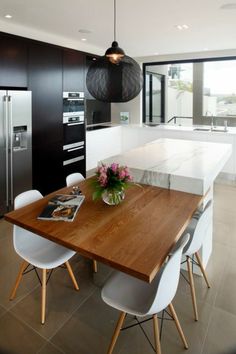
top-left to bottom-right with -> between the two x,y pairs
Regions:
111,94 -> 142,124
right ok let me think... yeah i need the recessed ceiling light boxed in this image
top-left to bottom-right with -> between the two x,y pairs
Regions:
81,38 -> 87,41
204,47 -> 209,51
220,3 -> 236,10
92,58 -> 97,61
175,24 -> 189,30
5,14 -> 12,19
154,52 -> 159,55
78,29 -> 92,34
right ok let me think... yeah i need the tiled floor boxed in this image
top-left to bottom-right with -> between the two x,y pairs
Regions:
0,182 -> 236,354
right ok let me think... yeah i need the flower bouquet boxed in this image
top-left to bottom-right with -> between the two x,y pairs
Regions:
92,163 -> 133,205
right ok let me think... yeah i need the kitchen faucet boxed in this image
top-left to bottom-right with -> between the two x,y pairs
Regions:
211,115 -> 214,129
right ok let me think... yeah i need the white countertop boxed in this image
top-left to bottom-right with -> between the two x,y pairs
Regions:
102,138 -> 232,195
86,122 -> 236,135
122,123 -> 236,135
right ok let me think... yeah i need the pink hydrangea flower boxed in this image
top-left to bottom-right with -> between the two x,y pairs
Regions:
119,170 -> 126,179
98,172 -> 107,187
111,163 -> 119,173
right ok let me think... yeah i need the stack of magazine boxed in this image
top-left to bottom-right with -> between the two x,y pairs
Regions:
38,194 -> 85,222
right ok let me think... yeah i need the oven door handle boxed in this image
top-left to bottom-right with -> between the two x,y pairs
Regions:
67,146 -> 84,152
67,122 -> 84,126
66,98 -> 84,101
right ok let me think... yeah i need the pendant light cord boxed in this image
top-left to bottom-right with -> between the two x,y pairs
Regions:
114,0 -> 116,42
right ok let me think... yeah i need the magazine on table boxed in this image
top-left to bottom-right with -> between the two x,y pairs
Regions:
48,194 -> 85,206
38,194 -> 85,222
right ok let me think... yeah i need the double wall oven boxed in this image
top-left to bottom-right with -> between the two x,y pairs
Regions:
63,92 -> 85,178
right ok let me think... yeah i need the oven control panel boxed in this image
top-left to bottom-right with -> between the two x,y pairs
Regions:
63,115 -> 84,124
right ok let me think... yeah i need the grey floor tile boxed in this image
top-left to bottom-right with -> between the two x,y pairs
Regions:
0,304 -> 6,318
116,323 -> 155,354
37,341 -> 65,354
0,258 -> 40,309
0,311 -> 46,354
0,219 -> 12,241
202,307 -> 236,354
10,257 -> 97,339
51,289 -> 118,354
215,247 -> 236,316
177,242 -> 229,308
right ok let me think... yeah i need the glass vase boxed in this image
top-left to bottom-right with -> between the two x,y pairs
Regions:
102,189 -> 125,206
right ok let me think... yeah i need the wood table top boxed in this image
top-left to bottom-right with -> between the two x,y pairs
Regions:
5,179 -> 202,282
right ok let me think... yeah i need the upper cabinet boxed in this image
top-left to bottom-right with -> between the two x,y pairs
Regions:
84,54 -> 99,99
63,49 -> 85,92
0,34 -> 28,87
28,43 -> 64,194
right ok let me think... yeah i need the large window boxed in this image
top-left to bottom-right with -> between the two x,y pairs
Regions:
143,57 -> 236,126
145,70 -> 165,124
203,60 -> 236,117
167,63 -> 193,125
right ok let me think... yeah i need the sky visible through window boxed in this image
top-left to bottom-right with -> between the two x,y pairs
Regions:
204,60 -> 236,95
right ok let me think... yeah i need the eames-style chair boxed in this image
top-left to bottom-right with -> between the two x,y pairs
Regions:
101,234 -> 190,354
181,200 -> 212,321
66,172 -> 98,273
10,190 -> 79,324
66,172 -> 84,187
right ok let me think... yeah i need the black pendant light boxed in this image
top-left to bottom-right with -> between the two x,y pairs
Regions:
86,0 -> 143,103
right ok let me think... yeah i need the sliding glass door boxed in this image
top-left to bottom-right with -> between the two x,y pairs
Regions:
145,71 -> 165,124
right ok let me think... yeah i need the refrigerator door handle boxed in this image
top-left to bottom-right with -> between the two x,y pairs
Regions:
8,95 -> 14,206
3,95 -> 9,208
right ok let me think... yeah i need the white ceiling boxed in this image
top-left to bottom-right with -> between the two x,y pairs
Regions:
0,0 -> 236,58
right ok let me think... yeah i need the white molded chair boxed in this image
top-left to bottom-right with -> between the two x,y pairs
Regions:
101,234 -> 190,354
181,200 -> 212,321
66,172 -> 84,187
66,173 -> 98,273
10,190 -> 79,324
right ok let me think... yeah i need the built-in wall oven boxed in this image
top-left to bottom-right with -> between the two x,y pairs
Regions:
63,92 -> 86,177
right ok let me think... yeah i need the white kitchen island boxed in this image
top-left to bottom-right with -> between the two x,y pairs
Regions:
103,138 -> 232,272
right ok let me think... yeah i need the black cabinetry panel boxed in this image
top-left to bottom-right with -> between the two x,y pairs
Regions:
0,33 -> 27,87
84,55 -> 99,99
28,43 -> 63,194
63,49 -> 85,92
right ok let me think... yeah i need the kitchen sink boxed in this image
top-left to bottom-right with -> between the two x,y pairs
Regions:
144,123 -> 160,127
193,127 -> 228,133
211,128 -> 228,132
193,128 -> 211,131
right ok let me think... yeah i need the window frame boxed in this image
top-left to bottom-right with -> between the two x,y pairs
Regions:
142,56 -> 236,126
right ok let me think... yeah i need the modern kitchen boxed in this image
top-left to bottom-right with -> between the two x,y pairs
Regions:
1,1 -> 236,354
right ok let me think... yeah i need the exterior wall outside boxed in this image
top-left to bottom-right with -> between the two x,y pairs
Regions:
168,88 -> 193,124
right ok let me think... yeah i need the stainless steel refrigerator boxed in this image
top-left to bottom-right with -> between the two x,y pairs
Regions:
0,90 -> 32,215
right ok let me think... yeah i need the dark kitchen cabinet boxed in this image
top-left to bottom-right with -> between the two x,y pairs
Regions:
28,43 -> 64,194
84,54 -> 99,99
0,33 -> 27,87
63,49 -> 85,92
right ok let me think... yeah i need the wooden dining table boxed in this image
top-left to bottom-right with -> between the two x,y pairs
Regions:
4,178 -> 202,283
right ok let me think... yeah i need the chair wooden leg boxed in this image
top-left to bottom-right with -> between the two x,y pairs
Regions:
41,269 -> 47,324
93,260 -> 98,273
65,261 -> 79,290
10,260 -> 29,300
168,303 -> 189,349
153,314 -> 162,354
107,312 -> 126,354
186,256 -> 198,321
195,251 -> 211,288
